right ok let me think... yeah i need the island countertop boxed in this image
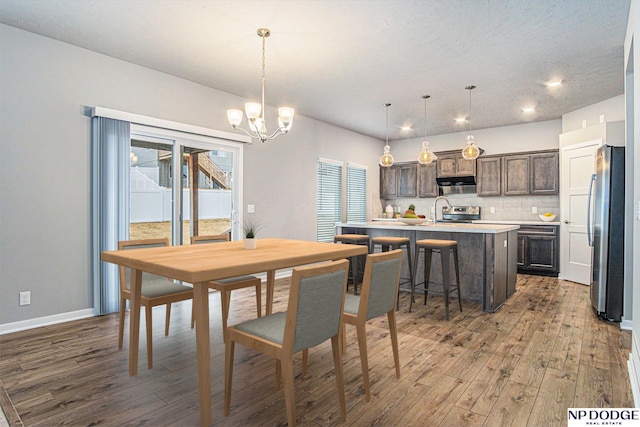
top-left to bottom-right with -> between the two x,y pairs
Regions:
336,221 -> 518,313
337,221 -> 519,234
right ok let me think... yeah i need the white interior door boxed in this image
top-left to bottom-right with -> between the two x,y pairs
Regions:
559,139 -> 603,284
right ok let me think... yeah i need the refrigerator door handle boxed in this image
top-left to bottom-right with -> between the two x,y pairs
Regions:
587,173 -> 596,247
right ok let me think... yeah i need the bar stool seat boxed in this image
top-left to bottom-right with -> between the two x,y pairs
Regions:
370,236 -> 414,311
334,234 -> 370,294
413,239 -> 462,320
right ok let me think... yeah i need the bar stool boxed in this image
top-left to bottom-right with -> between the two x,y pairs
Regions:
413,239 -> 462,320
334,234 -> 370,294
370,236 -> 414,311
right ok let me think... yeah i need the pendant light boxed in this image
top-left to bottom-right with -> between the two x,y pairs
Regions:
379,103 -> 394,167
418,95 -> 437,165
461,85 -> 480,160
226,28 -> 295,143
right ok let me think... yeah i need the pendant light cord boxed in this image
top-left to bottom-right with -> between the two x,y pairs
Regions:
385,103 -> 391,145
465,85 -> 475,136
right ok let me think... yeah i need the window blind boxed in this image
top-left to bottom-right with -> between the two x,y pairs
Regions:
317,159 -> 343,242
347,163 -> 367,223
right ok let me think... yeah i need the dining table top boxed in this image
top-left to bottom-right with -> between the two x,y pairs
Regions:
101,237 -> 369,284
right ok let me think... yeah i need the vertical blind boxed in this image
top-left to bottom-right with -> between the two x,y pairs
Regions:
92,116 -> 131,315
316,159 -> 343,242
347,163 -> 367,222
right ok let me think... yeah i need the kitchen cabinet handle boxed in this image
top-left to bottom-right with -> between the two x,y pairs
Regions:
563,220 -> 570,224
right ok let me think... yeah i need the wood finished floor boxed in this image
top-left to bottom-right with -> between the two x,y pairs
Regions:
0,274 -> 632,426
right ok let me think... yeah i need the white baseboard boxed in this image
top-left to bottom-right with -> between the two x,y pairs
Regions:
621,319 -> 633,330
628,335 -> 640,407
0,308 -> 96,335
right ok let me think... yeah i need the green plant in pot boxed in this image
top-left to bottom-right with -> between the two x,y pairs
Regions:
243,218 -> 262,249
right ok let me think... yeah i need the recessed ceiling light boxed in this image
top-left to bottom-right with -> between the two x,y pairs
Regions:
400,125 -> 412,132
522,107 -> 535,113
546,80 -> 562,88
455,117 -> 466,124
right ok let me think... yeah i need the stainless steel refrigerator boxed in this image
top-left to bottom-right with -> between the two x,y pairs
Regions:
587,145 -> 625,322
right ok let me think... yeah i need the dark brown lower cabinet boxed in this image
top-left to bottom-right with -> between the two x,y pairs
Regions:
517,225 -> 559,276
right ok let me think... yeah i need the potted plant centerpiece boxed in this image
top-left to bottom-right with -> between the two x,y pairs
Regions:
243,218 -> 261,249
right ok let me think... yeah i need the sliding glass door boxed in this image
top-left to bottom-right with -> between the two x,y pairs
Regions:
130,125 -> 242,245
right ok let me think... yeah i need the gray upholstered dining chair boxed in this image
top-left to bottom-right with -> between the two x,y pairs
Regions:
118,238 -> 194,369
190,234 -> 262,341
224,259 -> 350,426
342,249 -> 403,401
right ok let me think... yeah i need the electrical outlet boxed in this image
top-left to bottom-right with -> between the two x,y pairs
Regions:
490,207 -> 496,214
19,291 -> 31,306
532,206 -> 538,213
247,204 -> 255,213
504,240 -> 507,248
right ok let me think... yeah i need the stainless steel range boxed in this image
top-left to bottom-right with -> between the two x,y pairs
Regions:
441,206 -> 481,223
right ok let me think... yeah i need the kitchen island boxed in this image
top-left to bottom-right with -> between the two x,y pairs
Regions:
336,221 -> 519,312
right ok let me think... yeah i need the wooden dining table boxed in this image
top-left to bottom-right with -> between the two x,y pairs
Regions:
101,237 -> 368,426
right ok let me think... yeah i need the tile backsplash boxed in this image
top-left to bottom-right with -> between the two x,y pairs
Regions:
380,195 -> 560,222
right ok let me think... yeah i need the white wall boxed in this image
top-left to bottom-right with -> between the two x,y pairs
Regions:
0,24 -> 382,326
389,119 -> 562,161
562,95 -> 625,133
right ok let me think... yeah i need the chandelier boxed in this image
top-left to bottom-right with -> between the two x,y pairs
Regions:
226,28 -> 295,143
418,95 -> 437,165
379,103 -> 394,167
461,85 -> 480,160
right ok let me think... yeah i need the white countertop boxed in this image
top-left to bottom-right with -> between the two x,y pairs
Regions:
372,218 -> 560,226
337,221 -> 519,234
473,220 -> 561,226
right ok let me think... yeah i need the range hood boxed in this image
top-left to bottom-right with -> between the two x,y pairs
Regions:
436,175 -> 477,195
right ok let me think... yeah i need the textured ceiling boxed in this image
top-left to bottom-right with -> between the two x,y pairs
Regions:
0,0 -> 631,141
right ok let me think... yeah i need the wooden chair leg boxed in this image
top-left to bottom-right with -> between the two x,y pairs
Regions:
342,322 -> 347,355
355,322 -> 371,401
145,304 -> 153,369
164,302 -> 172,336
281,356 -> 297,427
387,310 -> 401,379
275,359 -> 281,390
255,282 -> 262,318
118,297 -> 126,349
224,339 -> 235,416
331,335 -> 347,421
221,290 -> 230,343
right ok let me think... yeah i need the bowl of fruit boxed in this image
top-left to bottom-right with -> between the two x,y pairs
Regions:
398,205 -> 428,225
539,213 -> 556,222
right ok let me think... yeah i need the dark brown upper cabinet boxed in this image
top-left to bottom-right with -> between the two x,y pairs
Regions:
477,149 -> 559,197
418,163 -> 438,197
380,162 -> 417,199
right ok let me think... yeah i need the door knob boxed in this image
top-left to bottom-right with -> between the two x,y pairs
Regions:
563,220 -> 570,224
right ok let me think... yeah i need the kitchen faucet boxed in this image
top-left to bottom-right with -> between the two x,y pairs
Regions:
433,196 -> 451,222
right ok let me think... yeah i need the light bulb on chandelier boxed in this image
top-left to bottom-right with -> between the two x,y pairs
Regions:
226,28 -> 295,143
379,103 -> 394,167
461,85 -> 480,160
418,95 -> 437,165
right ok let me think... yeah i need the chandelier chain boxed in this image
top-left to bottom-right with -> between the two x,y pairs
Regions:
261,31 -> 266,118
